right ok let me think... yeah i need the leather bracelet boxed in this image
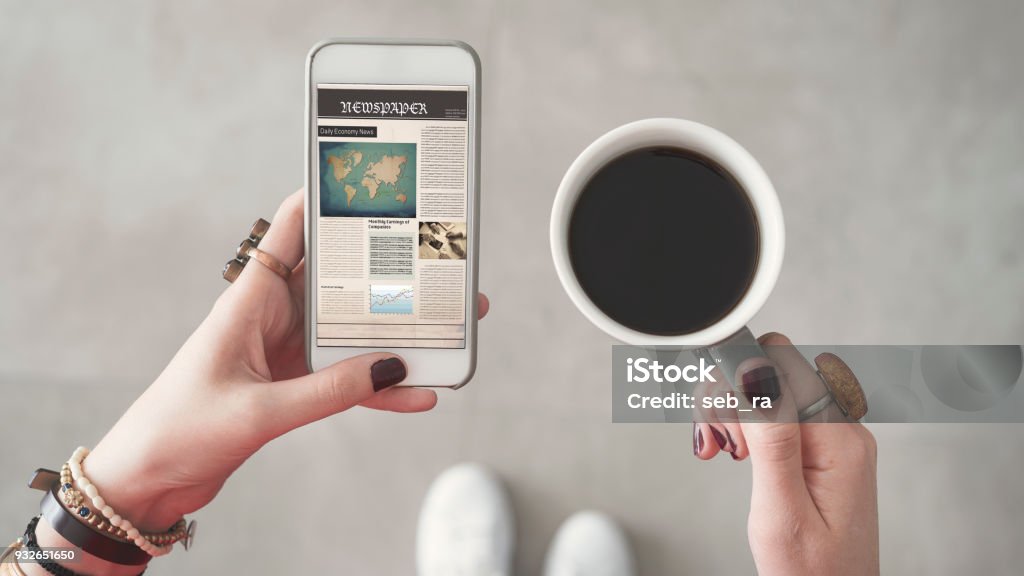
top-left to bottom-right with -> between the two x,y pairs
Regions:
39,484 -> 150,566
23,516 -> 146,576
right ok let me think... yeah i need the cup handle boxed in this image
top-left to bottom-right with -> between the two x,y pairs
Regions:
694,326 -> 763,389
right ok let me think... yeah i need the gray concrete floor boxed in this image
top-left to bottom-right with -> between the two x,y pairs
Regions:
2,1 -> 1023,574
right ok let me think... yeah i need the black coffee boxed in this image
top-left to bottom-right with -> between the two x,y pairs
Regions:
568,147 -> 759,335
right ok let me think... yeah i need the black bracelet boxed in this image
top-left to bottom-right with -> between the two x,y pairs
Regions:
24,516 -> 146,576
24,516 -> 81,576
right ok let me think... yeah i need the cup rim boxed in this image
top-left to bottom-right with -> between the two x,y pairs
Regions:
549,118 -> 785,347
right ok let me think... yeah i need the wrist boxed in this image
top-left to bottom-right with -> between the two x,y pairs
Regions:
82,443 -> 181,533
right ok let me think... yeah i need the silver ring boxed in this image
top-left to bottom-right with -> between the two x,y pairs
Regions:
798,391 -> 834,421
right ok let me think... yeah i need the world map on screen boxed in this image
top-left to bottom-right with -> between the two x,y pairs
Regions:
319,142 -> 416,218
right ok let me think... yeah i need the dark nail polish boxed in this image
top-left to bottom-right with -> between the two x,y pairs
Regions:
371,358 -> 407,391
742,365 -> 780,403
724,428 -> 736,452
710,426 -> 727,450
730,451 -> 741,461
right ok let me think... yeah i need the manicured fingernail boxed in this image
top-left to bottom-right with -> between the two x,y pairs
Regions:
730,451 -> 741,461
724,428 -> 736,452
371,358 -> 406,391
692,423 -> 703,456
710,426 -> 728,450
742,366 -> 780,403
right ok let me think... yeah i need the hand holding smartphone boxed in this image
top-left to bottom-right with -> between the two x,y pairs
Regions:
305,39 -> 481,387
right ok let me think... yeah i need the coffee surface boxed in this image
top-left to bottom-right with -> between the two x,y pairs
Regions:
568,147 -> 759,335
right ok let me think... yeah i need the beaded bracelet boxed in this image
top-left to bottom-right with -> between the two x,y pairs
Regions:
66,447 -> 195,556
57,464 -> 130,542
67,448 -> 181,556
58,463 -> 190,549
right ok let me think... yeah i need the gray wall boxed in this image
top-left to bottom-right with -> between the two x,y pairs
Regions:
2,1 -> 1022,574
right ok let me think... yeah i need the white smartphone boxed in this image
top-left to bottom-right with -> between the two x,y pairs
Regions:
304,39 -> 481,388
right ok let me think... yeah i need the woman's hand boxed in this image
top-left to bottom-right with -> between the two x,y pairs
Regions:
694,333 -> 880,576
80,190 -> 489,532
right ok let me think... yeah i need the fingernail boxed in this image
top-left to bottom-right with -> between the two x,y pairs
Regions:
371,358 -> 407,391
710,426 -> 728,450
724,428 -> 736,452
742,366 -> 780,403
730,451 -> 741,461
692,423 -> 703,456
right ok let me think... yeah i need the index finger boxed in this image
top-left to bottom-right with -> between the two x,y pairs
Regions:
232,190 -> 305,290
252,189 -> 305,271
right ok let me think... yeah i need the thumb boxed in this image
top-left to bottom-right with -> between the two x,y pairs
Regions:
736,359 -> 815,513
261,353 -> 408,435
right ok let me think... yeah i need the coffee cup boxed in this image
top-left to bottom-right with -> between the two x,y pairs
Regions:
549,118 -> 785,385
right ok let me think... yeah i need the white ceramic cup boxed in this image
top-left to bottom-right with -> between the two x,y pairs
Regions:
550,118 -> 785,381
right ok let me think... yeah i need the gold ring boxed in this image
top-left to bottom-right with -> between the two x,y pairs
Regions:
222,218 -> 290,283
242,243 -> 292,281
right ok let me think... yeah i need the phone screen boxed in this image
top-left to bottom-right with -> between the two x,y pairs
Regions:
314,83 -> 470,349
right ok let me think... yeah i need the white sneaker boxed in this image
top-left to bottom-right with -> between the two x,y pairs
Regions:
543,511 -> 637,576
416,463 -> 515,576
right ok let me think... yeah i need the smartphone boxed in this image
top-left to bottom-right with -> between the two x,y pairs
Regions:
305,39 -> 481,388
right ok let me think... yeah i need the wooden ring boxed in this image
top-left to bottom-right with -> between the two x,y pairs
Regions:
814,353 -> 868,421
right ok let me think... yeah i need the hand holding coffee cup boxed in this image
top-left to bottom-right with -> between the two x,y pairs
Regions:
693,332 -> 881,574
551,120 -> 880,574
